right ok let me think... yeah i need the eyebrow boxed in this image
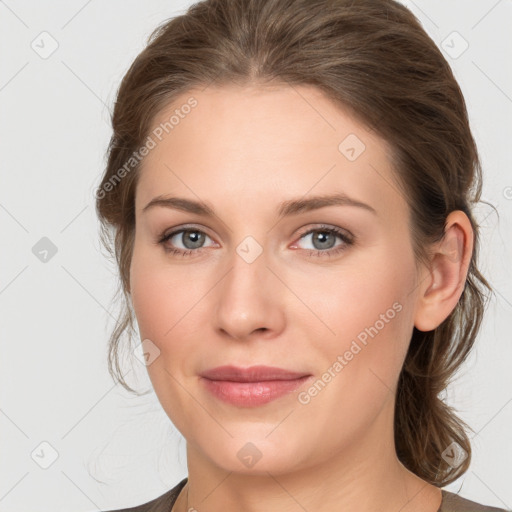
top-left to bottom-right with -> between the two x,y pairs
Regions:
142,193 -> 377,217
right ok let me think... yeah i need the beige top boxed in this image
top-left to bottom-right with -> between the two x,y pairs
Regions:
104,477 -> 511,512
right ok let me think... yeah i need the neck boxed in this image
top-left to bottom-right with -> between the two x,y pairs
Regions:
176,408 -> 442,512
177,459 -> 441,512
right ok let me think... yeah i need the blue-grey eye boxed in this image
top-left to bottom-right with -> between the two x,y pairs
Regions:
170,229 -> 208,249
298,229 -> 345,251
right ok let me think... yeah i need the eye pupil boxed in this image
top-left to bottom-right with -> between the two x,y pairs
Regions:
313,231 -> 336,250
183,230 -> 205,249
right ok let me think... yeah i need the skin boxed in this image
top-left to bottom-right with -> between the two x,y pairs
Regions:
128,83 -> 473,512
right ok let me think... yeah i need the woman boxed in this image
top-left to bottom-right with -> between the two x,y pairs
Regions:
96,0 -> 509,510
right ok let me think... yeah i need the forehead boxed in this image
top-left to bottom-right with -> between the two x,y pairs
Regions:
135,83 -> 407,225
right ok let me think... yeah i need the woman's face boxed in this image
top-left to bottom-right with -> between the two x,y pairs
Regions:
129,83 -> 425,475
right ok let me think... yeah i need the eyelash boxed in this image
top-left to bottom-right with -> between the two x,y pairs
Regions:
157,224 -> 355,259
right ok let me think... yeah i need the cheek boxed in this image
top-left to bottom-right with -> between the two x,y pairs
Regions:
129,249 -> 204,428
304,248 -> 416,381
130,244 -> 185,343
130,268 -> 169,341
129,245 -> 211,362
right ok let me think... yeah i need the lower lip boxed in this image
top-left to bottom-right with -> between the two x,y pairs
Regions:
200,376 -> 312,407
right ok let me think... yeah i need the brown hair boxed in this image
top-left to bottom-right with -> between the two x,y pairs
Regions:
95,0 -> 494,487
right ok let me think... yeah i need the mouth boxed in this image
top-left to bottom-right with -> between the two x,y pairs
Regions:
199,364 -> 311,382
199,365 -> 313,407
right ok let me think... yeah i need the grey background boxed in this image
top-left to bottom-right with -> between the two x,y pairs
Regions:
0,1 -> 511,511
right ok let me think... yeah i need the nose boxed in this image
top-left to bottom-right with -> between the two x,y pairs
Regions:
213,241 -> 286,342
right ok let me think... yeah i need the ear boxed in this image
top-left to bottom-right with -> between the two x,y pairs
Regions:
413,210 -> 474,332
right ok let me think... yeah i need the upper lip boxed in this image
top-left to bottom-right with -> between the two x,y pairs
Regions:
200,365 -> 311,382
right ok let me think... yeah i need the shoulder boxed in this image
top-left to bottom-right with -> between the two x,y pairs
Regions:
440,489 -> 511,512
102,477 -> 188,512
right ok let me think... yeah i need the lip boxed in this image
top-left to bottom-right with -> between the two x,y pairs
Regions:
199,365 -> 313,407
199,365 -> 310,382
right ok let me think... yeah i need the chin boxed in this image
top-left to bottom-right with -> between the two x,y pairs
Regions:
197,435 -> 312,476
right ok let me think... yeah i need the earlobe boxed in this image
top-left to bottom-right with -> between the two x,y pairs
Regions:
413,211 -> 473,332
